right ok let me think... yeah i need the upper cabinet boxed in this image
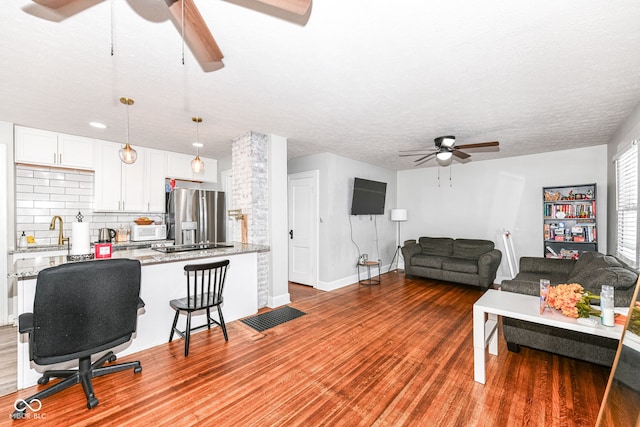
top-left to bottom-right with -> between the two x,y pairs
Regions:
166,152 -> 217,183
94,142 -> 168,213
15,126 -> 94,170
145,148 -> 168,212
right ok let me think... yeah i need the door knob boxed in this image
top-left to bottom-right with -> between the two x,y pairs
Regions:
289,230 -> 293,239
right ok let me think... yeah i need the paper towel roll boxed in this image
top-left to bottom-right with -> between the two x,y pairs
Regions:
71,222 -> 91,255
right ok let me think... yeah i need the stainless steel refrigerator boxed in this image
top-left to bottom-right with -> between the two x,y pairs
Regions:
167,189 -> 226,245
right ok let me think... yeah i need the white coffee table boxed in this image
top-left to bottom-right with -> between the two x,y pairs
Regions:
473,289 -> 624,384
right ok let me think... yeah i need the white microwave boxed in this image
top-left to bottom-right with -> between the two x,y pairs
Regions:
130,224 -> 167,241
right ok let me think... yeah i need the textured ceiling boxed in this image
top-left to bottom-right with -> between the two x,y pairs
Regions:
1,0 -> 640,170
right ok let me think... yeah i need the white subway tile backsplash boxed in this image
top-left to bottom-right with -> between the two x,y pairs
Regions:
16,193 -> 49,201
33,170 -> 65,180
33,201 -> 65,209
17,207 -> 50,216
50,194 -> 79,202
66,202 -> 93,210
16,200 -> 34,208
37,186 -> 65,195
65,172 -> 93,182
50,180 -> 79,188
66,187 -> 92,196
15,168 -> 33,178
15,185 -> 34,193
17,177 -> 50,186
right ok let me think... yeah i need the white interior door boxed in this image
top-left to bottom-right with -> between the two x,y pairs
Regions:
288,171 -> 318,286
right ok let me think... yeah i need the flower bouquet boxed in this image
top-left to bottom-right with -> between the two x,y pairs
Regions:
546,283 -> 600,318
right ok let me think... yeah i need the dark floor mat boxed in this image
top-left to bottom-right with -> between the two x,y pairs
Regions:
241,306 -> 306,332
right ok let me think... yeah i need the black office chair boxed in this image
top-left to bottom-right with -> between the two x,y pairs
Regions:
169,259 -> 229,356
12,259 -> 145,420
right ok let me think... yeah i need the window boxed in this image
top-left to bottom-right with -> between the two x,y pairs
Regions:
615,141 -> 638,267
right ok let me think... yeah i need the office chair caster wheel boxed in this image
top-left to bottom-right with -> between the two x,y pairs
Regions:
87,397 -> 99,409
108,354 -> 117,363
38,376 -> 50,385
134,366 -> 142,374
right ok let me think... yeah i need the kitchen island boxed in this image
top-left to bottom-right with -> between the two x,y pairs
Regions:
9,242 -> 269,389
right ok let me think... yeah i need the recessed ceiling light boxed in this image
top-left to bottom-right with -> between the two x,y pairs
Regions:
192,142 -> 204,148
89,122 -> 107,129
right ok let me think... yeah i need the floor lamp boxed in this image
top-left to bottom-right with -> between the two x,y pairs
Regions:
389,208 -> 408,272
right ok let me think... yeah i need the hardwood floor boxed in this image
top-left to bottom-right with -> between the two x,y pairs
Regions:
0,273 -> 610,426
0,326 -> 16,397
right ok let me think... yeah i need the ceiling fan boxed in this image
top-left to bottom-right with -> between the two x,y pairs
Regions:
31,0 -> 311,70
399,136 -> 499,166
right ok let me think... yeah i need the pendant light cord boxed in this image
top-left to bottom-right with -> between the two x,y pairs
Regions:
110,0 -> 114,56
181,0 -> 185,65
126,103 -> 130,144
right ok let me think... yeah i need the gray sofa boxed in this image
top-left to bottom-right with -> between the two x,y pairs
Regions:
500,251 -> 639,366
401,237 -> 502,290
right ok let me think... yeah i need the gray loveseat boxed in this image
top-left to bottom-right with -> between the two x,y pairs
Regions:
500,251 -> 639,366
401,237 -> 502,290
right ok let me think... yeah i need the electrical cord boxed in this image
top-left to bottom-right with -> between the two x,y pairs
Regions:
348,214 -> 361,261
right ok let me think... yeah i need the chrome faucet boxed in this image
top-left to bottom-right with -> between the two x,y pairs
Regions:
49,215 -> 68,245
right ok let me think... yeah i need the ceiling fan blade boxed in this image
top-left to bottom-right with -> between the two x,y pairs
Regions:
166,0 -> 224,63
414,153 -> 437,165
253,0 -> 311,15
398,153 -> 430,157
454,141 -> 499,150
452,150 -> 470,159
414,153 -> 437,163
32,0 -> 80,8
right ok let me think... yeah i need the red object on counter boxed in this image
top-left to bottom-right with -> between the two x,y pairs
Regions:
95,243 -> 112,258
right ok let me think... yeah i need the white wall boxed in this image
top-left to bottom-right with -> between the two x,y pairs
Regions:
288,153 -> 397,289
398,145 -> 608,282
268,135 -> 290,307
1,121 -> 13,325
607,100 -> 640,254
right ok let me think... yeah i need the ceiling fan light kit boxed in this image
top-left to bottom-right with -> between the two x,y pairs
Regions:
119,97 -> 137,165
399,136 -> 500,167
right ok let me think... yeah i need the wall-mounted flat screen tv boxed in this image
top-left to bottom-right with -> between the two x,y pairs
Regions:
351,177 -> 387,215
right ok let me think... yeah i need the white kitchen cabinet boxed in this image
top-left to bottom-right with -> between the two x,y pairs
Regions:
94,141 -> 145,212
166,152 -> 217,183
144,148 -> 167,212
15,126 -> 94,170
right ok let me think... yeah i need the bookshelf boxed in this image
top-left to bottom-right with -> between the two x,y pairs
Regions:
543,183 -> 597,259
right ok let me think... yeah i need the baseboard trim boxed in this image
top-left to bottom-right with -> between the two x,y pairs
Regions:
267,293 -> 291,308
316,263 -> 391,291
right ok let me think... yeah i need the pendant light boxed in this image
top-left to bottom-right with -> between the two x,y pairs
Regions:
119,97 -> 137,164
191,117 -> 205,174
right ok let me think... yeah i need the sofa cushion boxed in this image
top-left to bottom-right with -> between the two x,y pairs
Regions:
441,258 -> 478,274
569,251 -> 600,273
452,239 -> 494,260
412,254 -> 448,269
571,266 -> 638,292
418,237 -> 453,257
567,254 -> 636,289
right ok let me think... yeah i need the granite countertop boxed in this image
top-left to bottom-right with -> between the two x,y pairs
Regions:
8,242 -> 270,279
10,240 -> 174,255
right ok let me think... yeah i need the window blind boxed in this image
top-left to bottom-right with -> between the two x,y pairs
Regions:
616,141 -> 638,266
